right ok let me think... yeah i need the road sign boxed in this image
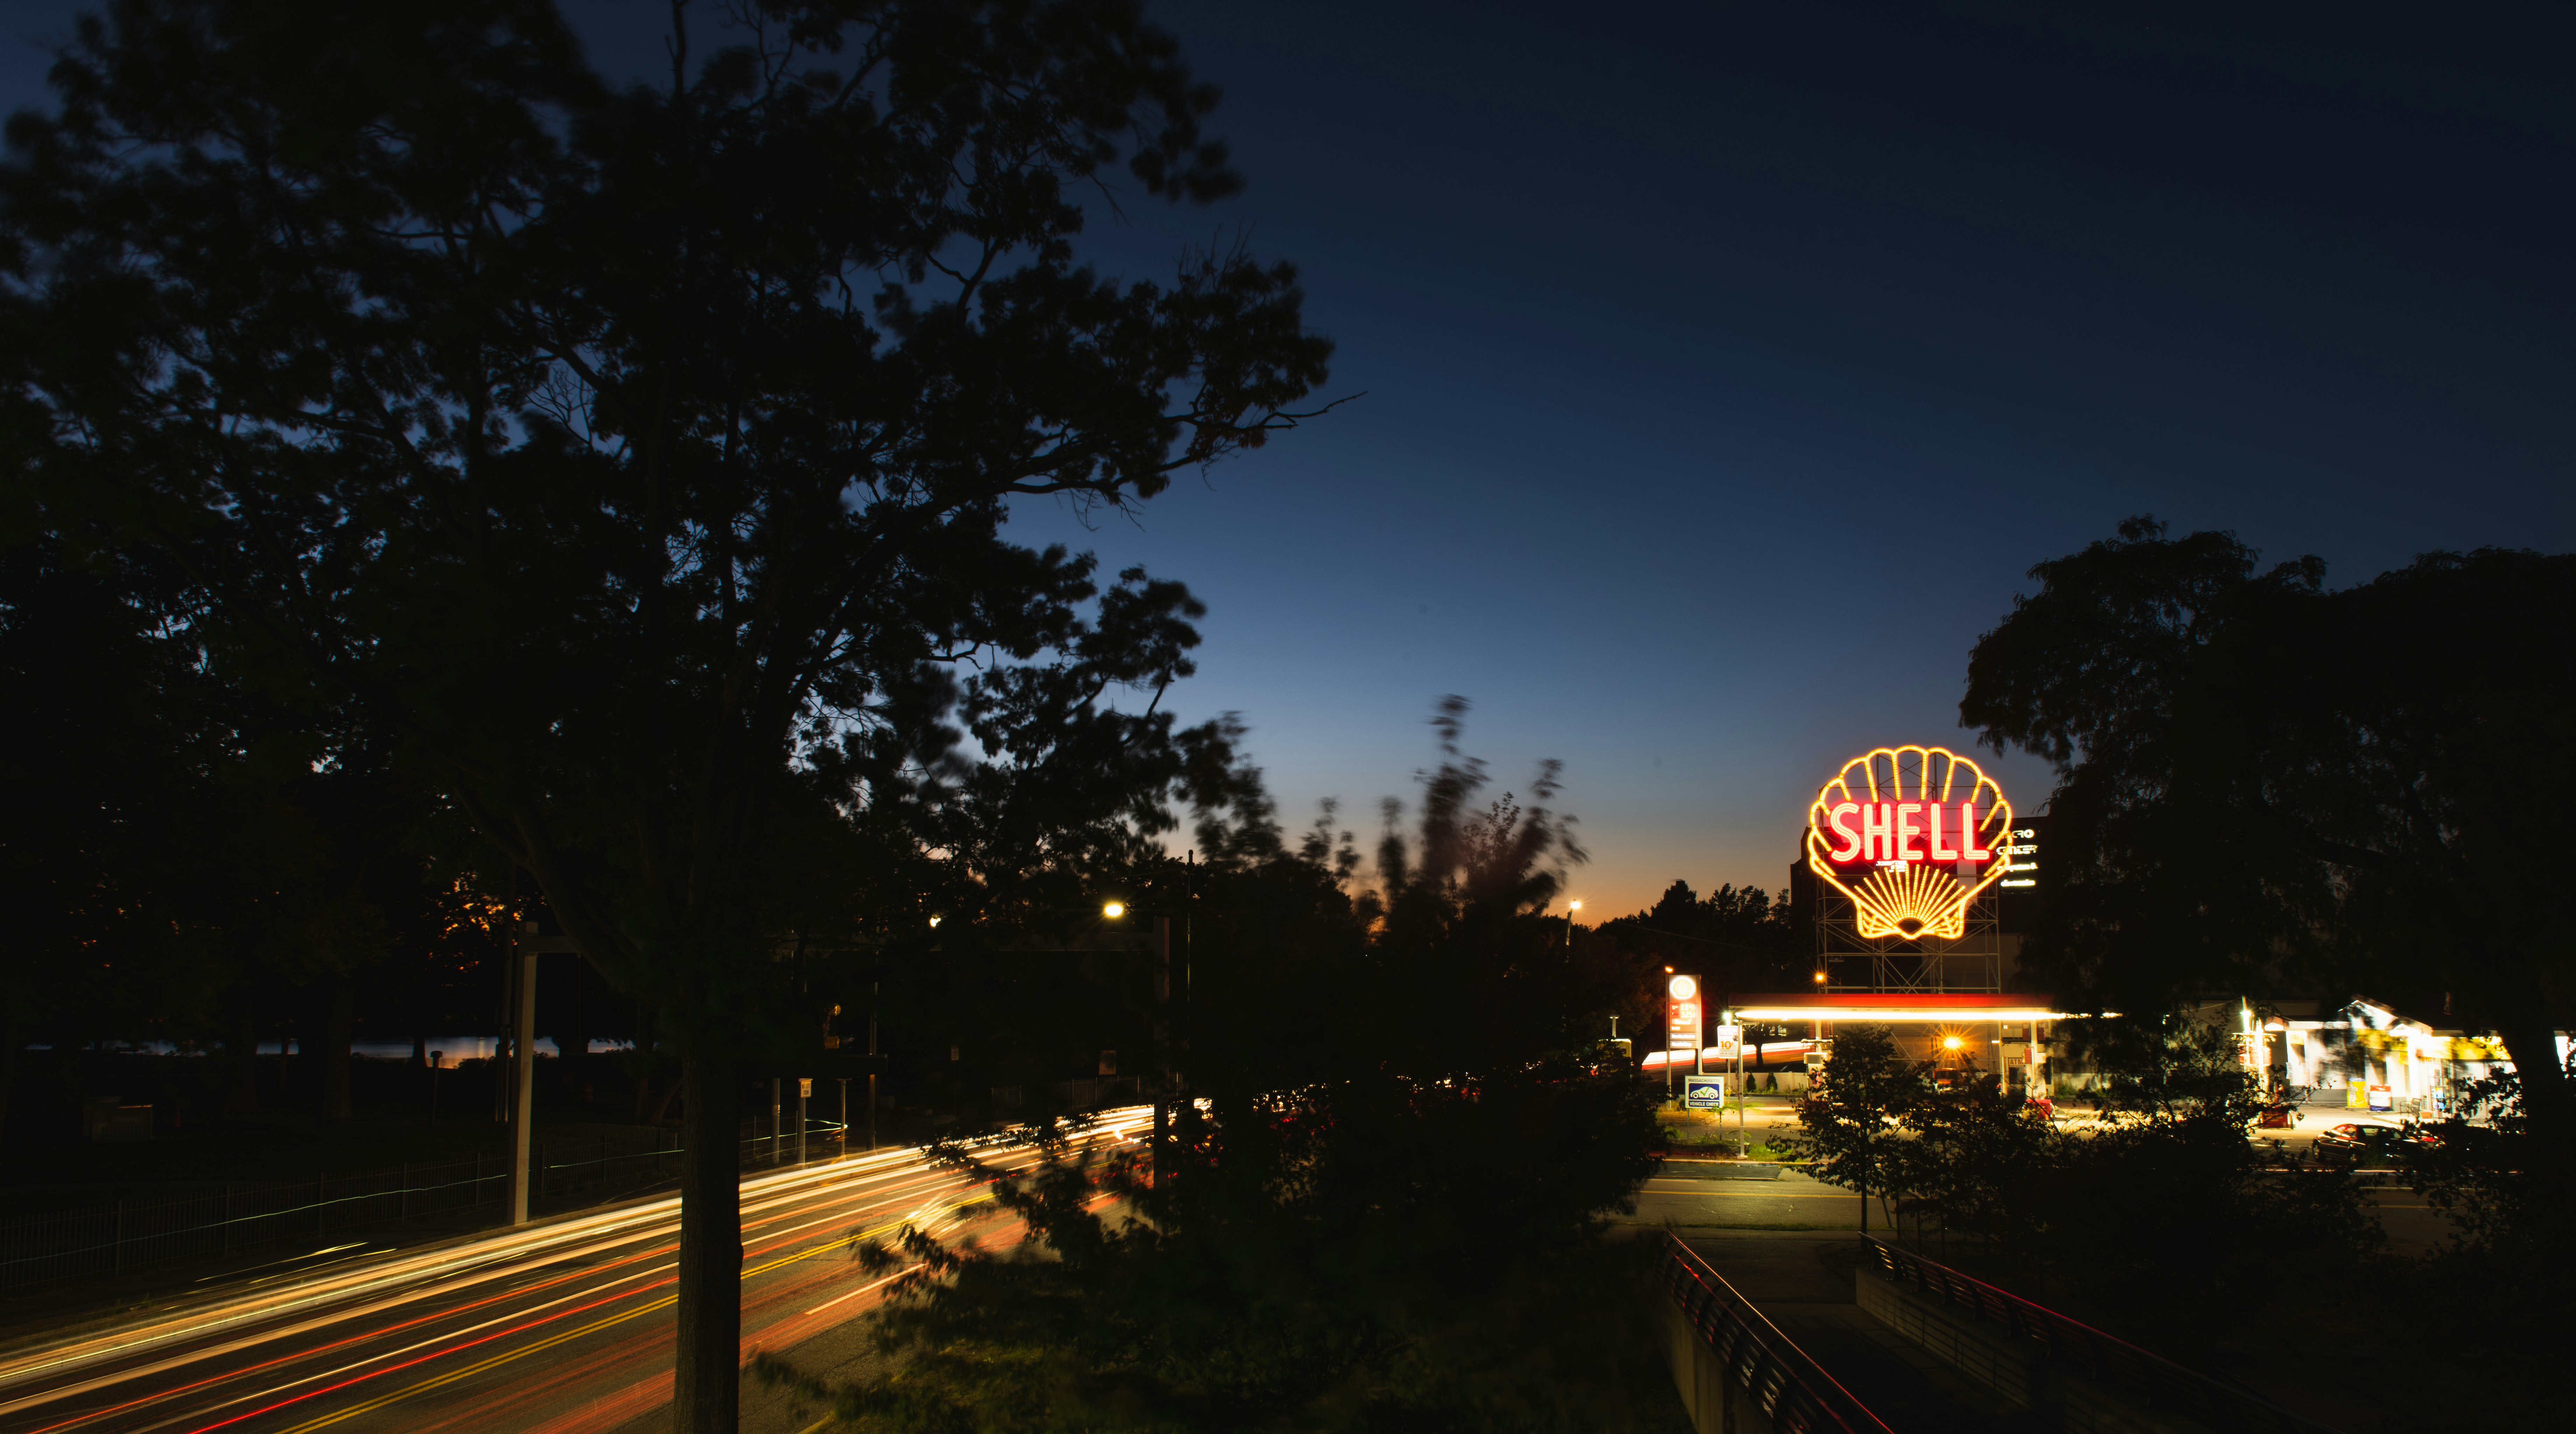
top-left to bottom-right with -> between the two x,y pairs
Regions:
1667,999 -> 1701,1053
1712,1023 -> 1741,1061
1682,1075 -> 1728,1111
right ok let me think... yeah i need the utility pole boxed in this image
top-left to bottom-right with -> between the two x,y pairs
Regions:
509,926 -> 537,1225
836,1077 -> 848,1159
770,1078 -> 782,1166
492,952 -> 513,1125
1153,914 -> 1172,1188
796,1078 -> 807,1166
507,922 -> 582,1226
867,978 -> 879,1152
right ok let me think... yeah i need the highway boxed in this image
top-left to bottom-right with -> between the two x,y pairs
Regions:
0,1110 -> 1154,1434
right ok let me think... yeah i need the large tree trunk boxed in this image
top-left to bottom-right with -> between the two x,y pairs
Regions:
673,1052 -> 741,1433
2492,1007 -> 2572,1155
322,978 -> 355,1122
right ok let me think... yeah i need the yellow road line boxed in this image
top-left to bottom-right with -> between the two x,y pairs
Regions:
277,1295 -> 679,1433
1640,1186 -> 1861,1199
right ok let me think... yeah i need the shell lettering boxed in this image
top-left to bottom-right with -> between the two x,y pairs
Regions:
1804,746 -> 2014,940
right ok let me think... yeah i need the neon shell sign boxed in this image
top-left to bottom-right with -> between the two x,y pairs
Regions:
1805,745 -> 2013,940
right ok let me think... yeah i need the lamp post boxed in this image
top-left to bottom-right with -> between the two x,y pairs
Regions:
1101,878 -> 1197,1190
1102,898 -> 1176,1185
1565,899 -> 1581,947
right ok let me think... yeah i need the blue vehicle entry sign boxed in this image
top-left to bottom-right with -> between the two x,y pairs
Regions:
1682,1075 -> 1728,1110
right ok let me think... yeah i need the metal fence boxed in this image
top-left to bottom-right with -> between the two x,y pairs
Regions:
0,1124 -> 818,1297
1863,1237 -> 2338,1434
1660,1233 -> 1892,1434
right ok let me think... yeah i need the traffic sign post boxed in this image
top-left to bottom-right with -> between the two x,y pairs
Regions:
1713,1021 -> 1743,1145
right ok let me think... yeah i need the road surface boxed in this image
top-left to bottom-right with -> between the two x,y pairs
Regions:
0,1110 -> 1153,1434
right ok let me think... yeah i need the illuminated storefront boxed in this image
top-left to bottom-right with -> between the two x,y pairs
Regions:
2260,997 -> 2520,1116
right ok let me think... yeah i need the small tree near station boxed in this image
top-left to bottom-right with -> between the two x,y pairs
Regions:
1793,1024 -> 1928,1232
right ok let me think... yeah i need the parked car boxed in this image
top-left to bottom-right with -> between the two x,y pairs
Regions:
2311,1122 -> 2432,1165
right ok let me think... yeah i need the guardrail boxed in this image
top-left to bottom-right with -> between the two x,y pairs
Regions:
1658,1233 -> 1893,1434
1863,1237 -> 2338,1434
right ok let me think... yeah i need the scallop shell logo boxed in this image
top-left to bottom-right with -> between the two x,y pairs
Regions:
1804,746 -> 2014,940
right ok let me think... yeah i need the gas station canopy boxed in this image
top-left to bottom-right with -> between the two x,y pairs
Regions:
1730,993 -> 2074,1023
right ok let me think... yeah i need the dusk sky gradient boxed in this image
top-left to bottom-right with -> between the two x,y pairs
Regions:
8,2 -> 2568,919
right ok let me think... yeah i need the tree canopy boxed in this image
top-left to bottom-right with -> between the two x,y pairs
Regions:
756,706 -> 1675,1432
1960,518 -> 2574,1146
3,2 -> 1330,1427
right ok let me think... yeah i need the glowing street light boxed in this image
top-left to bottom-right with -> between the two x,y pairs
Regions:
928,915 -> 943,928
1942,1035 -> 1964,1051
1101,902 -> 1125,919
1566,898 -> 1582,947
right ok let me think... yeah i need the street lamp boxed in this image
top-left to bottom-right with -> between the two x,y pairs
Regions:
1565,899 -> 1581,946
1101,901 -> 1126,920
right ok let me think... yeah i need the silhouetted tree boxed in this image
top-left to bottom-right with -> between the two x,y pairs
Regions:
2,3 -> 1327,1426
0,538 -> 428,1129
1961,519 -> 2574,1153
1793,1023 -> 1926,1233
1600,879 -> 1800,1016
754,703 -> 1670,1431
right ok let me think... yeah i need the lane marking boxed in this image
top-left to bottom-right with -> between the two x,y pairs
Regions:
802,1266 -> 915,1316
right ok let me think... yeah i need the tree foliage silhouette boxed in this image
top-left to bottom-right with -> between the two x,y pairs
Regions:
752,703 -> 1672,1432
1961,518 -> 2575,1151
3,3 -> 1328,1426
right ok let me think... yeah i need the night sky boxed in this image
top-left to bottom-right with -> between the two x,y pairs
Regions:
8,3 -> 2568,917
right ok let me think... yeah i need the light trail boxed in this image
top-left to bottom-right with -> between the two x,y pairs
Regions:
0,1110 -> 1150,1434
